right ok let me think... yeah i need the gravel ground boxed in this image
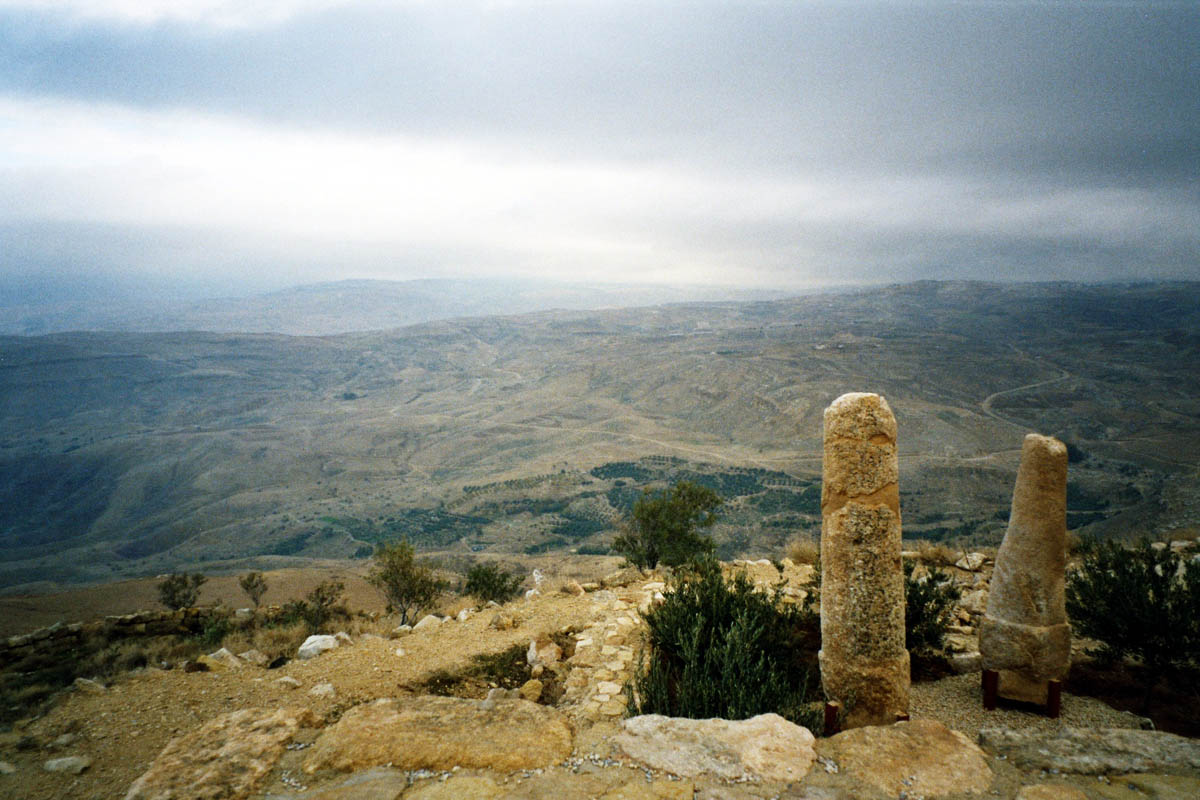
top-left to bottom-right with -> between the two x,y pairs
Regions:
910,671 -> 1147,739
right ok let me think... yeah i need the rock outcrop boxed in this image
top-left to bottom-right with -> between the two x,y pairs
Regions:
819,392 -> 909,728
979,727 -> 1200,775
979,433 -> 1071,704
297,634 -> 340,660
817,719 -> 993,797
302,695 -> 573,774
613,713 -> 817,783
125,706 -> 317,800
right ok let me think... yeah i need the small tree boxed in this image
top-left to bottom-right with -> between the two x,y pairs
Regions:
157,572 -> 207,610
612,481 -> 722,570
368,539 -> 448,625
309,579 -> 347,629
904,559 -> 962,654
238,571 -> 268,608
1066,537 -> 1200,710
464,562 -> 524,605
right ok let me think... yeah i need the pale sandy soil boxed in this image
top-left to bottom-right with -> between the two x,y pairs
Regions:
0,589 -> 607,800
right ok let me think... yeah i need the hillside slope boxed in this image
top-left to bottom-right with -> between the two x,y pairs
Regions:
1,281 -> 1198,589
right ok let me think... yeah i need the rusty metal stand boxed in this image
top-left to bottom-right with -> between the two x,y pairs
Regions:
1047,679 -> 1062,719
982,669 -> 999,710
823,701 -> 841,737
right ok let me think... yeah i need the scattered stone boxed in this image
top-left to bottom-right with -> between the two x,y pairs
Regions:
978,727 -> 1200,775
125,707 -> 317,800
303,695 -> 573,773
44,756 -> 91,774
613,713 -> 817,782
390,625 -> 412,637
73,677 -> 106,694
817,719 -> 992,798
980,433 -> 1071,704
456,608 -> 472,622
334,631 -> 353,644
234,607 -> 254,622
581,582 -> 601,592
960,589 -> 989,616
519,678 -> 544,702
489,610 -> 520,630
956,552 -> 988,571
564,580 -> 586,596
50,733 -> 78,749
274,676 -> 302,690
206,647 -> 244,669
309,682 -> 336,698
297,634 -> 340,660
527,635 -> 563,667
0,761 -> 13,774
413,614 -> 443,630
238,649 -> 270,667
603,567 -> 644,588
819,392 -> 909,728
394,647 -> 406,657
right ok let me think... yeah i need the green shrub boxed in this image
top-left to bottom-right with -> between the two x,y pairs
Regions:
904,559 -> 962,654
626,557 -> 821,729
157,572 -> 207,610
302,579 -> 347,631
464,562 -> 524,605
198,616 -> 233,650
368,538 -> 449,625
1066,537 -> 1200,709
612,481 -> 722,569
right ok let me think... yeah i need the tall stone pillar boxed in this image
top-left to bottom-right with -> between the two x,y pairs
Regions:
979,433 -> 1071,704
819,392 -> 909,728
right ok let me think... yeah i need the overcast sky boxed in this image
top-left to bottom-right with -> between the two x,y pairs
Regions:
0,0 -> 1197,296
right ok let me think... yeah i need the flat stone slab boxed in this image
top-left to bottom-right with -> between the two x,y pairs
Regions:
125,707 -> 317,800
302,695 -> 573,774
613,713 -> 817,783
979,727 -> 1200,775
817,719 -> 993,797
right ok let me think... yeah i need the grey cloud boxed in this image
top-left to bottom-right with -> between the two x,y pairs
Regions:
0,1 -> 1196,290
2,3 -> 1196,182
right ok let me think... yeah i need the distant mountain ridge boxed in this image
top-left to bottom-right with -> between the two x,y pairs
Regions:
0,277 -> 796,336
1,280 -> 1197,592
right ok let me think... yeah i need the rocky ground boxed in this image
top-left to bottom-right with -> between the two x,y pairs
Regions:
0,559 -> 1197,800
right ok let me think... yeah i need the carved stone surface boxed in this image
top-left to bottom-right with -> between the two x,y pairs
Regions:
819,392 -> 909,728
979,433 -> 1071,704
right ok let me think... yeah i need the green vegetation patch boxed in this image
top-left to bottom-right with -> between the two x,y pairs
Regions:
322,509 -> 490,549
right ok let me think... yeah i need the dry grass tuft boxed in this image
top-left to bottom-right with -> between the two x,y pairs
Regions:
787,538 -> 820,566
912,540 -> 958,567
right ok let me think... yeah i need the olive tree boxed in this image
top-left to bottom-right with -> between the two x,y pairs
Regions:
612,480 -> 722,570
368,538 -> 448,625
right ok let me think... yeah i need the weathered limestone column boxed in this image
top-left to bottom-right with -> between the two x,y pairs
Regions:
979,433 -> 1071,704
819,392 -> 909,728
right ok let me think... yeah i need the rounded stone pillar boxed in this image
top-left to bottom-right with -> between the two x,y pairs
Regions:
818,392 -> 909,728
979,433 -> 1071,704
